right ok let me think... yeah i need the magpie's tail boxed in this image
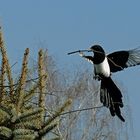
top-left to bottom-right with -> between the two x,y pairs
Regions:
100,77 -> 125,122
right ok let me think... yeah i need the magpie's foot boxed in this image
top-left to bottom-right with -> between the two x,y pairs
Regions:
93,75 -> 102,81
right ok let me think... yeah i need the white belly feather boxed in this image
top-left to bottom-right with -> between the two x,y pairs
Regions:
94,57 -> 110,77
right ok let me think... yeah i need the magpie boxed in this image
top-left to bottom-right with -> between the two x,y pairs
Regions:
79,45 -> 140,122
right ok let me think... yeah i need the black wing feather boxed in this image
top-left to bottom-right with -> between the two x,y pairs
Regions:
107,51 -> 129,72
107,48 -> 140,72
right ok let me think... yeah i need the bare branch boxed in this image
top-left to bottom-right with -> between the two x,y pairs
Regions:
60,105 -> 103,116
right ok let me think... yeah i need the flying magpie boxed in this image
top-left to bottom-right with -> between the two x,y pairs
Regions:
79,45 -> 140,122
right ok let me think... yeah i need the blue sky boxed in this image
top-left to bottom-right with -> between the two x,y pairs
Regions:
0,1 -> 140,139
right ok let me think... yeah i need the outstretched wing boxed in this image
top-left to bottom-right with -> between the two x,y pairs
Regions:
107,47 -> 140,72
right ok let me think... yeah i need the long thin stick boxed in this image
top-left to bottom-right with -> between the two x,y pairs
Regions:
60,105 -> 103,116
67,49 -> 91,55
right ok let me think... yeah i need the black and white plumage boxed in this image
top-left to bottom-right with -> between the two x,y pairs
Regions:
79,45 -> 140,122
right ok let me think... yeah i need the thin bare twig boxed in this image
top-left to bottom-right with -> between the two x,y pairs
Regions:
60,105 -> 103,116
0,75 -> 45,87
10,62 -> 18,69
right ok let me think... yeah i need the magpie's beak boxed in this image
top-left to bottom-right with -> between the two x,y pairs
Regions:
88,48 -> 94,52
86,48 -> 94,55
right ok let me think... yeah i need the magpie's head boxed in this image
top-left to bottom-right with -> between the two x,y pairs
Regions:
90,45 -> 105,54
90,45 -> 106,63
